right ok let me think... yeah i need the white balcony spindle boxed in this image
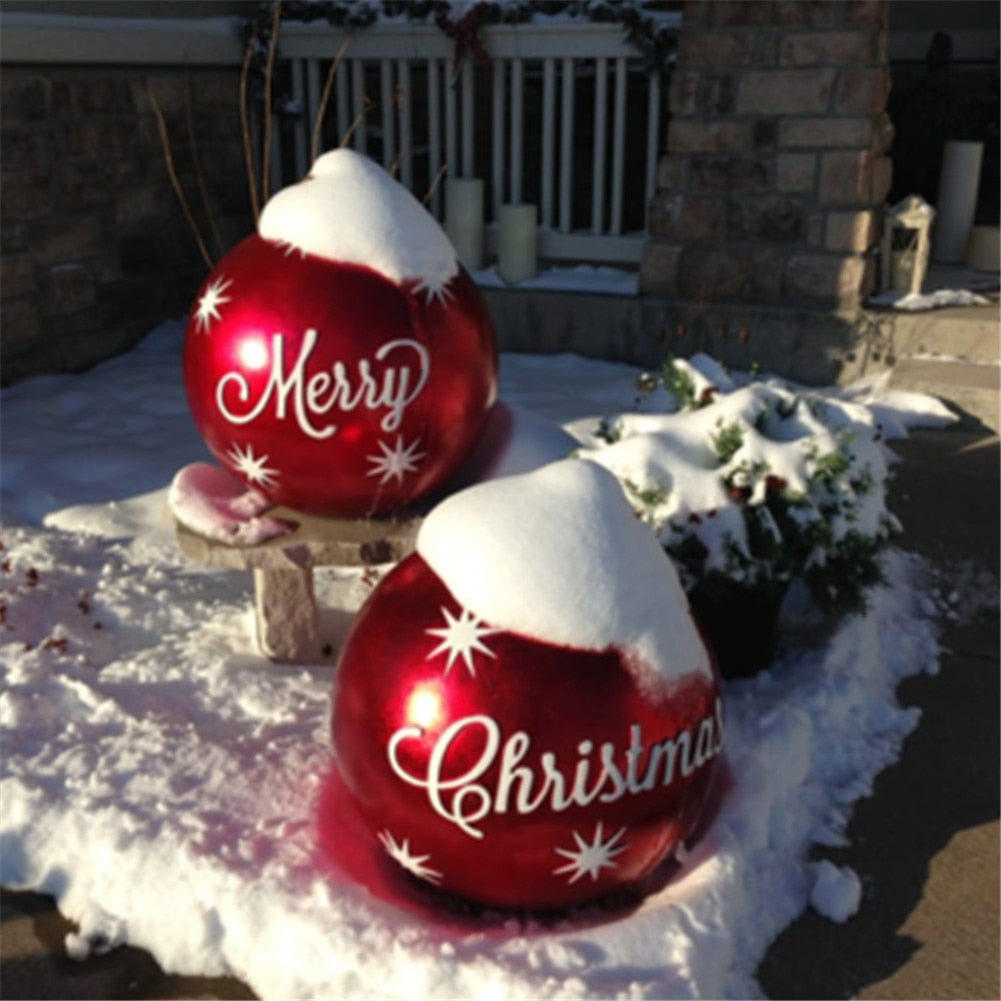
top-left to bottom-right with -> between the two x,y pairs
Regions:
591,57 -> 607,234
510,57 -> 524,205
461,57 -> 474,178
290,58 -> 307,176
444,58 -> 457,180
380,59 -> 395,170
645,69 -> 661,208
492,58 -> 505,215
397,59 -> 412,188
351,60 -> 367,151
559,57 -> 574,233
335,60 -> 349,146
428,58 -> 442,216
610,56 -> 627,235
269,19 -> 679,267
540,57 -> 555,229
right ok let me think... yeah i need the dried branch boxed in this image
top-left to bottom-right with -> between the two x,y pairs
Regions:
261,0 -> 283,203
340,95 -> 373,149
311,38 -> 351,165
147,84 -> 214,270
240,41 -> 260,224
184,78 -> 224,259
422,163 -> 448,206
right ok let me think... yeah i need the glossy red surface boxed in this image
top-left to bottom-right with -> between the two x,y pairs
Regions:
330,553 -> 723,910
183,235 -> 497,517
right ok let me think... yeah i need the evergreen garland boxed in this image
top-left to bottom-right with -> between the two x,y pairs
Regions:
243,1 -> 682,76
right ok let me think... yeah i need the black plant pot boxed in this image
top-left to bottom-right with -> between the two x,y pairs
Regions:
687,573 -> 789,679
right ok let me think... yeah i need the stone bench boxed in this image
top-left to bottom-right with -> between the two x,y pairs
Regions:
175,509 -> 420,663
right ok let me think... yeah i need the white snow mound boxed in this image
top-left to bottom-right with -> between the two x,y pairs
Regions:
258,148 -> 458,293
168,462 -> 294,545
417,458 -> 713,686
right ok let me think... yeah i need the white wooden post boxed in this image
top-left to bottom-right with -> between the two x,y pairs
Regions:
509,57 -> 524,205
427,57 -> 443,216
540,57 -> 556,230
445,57 -> 457,181
379,59 -> 395,170
559,56 -> 574,234
397,58 -> 413,188
645,69 -> 661,208
492,58 -> 505,216
291,58 -> 308,178
611,56 -> 627,236
591,57 -> 607,235
461,57 -> 475,178
350,60 -> 367,151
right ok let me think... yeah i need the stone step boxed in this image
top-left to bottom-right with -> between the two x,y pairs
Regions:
889,355 -> 1000,432
869,302 -> 999,365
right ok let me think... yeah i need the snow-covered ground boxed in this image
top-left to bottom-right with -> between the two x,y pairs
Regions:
0,319 -> 963,999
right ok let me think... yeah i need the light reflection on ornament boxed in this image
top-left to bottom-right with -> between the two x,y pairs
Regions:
237,336 -> 269,372
406,682 -> 444,732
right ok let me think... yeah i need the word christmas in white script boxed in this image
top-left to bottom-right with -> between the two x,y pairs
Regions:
387,702 -> 724,839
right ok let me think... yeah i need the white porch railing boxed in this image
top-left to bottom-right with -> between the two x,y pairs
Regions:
273,19 -> 678,266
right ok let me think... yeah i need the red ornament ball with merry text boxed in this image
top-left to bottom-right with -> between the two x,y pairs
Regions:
183,150 -> 497,518
330,461 -> 724,911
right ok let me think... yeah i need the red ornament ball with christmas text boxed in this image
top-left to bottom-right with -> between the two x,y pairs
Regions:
331,554 -> 722,910
330,461 -> 723,911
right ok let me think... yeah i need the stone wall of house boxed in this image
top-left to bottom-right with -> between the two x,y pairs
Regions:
1,65 -> 252,384
640,0 -> 893,313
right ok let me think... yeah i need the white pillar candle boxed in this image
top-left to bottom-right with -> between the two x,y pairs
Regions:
932,140 -> 983,263
966,225 -> 1000,272
445,178 -> 484,272
497,202 -> 537,285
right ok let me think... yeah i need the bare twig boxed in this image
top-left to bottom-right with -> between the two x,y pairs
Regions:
311,38 -> 351,165
240,41 -> 260,223
184,78 -> 224,258
261,0 -> 282,202
422,163 -> 448,206
147,84 -> 214,270
389,151 -> 402,178
340,95 -> 373,149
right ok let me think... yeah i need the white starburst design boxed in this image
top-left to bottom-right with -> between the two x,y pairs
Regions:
413,276 -> 455,308
553,823 -> 629,885
272,237 -> 309,260
226,442 -> 279,489
425,606 -> 500,677
193,275 -> 233,333
378,830 -> 443,885
365,435 -> 425,486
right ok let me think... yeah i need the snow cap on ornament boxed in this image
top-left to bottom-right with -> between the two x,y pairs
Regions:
183,149 -> 497,518
258,149 -> 457,297
331,459 -> 722,911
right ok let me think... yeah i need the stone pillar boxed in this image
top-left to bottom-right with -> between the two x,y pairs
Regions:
640,0 -> 892,312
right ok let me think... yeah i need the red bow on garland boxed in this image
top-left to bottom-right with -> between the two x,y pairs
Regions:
435,5 -> 492,78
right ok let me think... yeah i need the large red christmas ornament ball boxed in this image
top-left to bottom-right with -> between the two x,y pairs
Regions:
183,151 -> 497,517
330,461 -> 723,910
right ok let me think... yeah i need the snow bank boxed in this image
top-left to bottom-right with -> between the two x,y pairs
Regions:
0,320 -> 956,999
418,458 -> 712,687
258,149 -> 457,296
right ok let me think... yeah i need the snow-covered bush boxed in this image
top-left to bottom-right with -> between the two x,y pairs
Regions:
579,355 -> 900,620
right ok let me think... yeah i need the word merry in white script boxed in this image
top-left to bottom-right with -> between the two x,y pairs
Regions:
216,330 -> 429,440
387,700 -> 723,839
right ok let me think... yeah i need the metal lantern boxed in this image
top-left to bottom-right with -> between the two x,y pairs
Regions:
881,195 -> 935,295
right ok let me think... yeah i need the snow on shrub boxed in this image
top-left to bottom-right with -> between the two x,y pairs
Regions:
578,355 -> 901,618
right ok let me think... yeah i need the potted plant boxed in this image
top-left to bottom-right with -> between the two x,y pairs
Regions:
583,356 -> 898,678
